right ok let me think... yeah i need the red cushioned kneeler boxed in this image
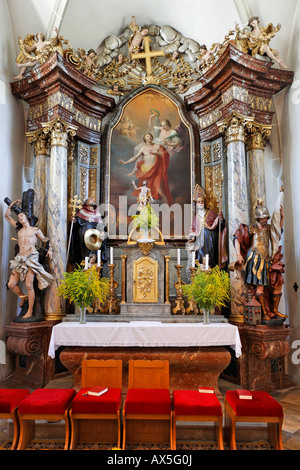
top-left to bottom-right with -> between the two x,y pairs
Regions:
17,388 -> 76,450
124,389 -> 172,415
0,389 -> 30,450
71,388 -> 122,415
172,390 -> 224,450
122,360 -> 172,450
69,359 -> 123,450
225,390 -> 284,450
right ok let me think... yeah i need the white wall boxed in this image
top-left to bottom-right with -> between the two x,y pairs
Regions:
0,0 -> 28,379
279,0 -> 300,383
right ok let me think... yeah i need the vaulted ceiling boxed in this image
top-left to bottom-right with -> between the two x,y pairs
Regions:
6,0 -> 298,70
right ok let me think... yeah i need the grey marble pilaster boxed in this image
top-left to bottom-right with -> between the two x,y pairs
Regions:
42,119 -> 77,319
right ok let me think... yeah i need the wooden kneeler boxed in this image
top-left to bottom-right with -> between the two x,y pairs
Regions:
225,390 -> 284,450
0,389 -> 30,450
17,388 -> 76,450
69,359 -> 123,449
171,390 -> 224,450
122,360 -> 172,449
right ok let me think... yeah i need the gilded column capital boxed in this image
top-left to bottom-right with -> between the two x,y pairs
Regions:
42,118 -> 77,148
26,129 -> 49,156
246,123 -> 273,151
218,111 -> 254,144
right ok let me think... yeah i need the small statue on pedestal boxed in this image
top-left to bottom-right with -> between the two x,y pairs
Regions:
233,196 -> 287,323
4,190 -> 54,321
188,184 -> 227,270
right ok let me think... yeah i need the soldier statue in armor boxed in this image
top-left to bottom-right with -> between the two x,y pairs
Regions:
233,199 -> 287,322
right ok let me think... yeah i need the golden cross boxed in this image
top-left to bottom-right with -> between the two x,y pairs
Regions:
68,195 -> 82,218
131,36 -> 165,76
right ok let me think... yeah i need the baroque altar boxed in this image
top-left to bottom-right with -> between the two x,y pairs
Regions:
5,15 -> 295,391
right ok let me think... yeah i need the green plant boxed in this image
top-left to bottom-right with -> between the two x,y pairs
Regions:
183,265 -> 230,311
58,265 -> 110,308
131,204 -> 159,235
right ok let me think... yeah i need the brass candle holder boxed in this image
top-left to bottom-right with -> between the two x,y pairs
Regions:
185,266 -> 199,315
107,264 -> 119,315
172,265 -> 186,315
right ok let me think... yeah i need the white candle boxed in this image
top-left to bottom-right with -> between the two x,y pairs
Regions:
177,249 -> 180,265
192,251 -> 195,267
205,254 -> 209,270
85,257 -> 89,270
110,247 -> 113,264
97,250 -> 101,267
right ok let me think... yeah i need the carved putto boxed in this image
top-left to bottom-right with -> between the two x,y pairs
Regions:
13,14 -> 289,91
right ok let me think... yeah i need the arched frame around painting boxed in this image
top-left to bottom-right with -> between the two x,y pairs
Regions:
101,85 -> 200,241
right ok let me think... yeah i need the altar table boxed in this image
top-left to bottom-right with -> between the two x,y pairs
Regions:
48,321 -> 242,358
49,322 -> 242,394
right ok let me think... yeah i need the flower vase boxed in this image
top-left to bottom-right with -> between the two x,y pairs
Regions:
79,306 -> 86,324
203,308 -> 210,325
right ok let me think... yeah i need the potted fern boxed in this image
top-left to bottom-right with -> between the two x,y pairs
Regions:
183,266 -> 230,324
58,265 -> 110,323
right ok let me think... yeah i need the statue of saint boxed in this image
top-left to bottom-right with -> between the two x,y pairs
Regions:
132,180 -> 153,208
4,191 -> 53,320
69,197 -> 106,266
233,198 -> 287,321
188,185 -> 227,269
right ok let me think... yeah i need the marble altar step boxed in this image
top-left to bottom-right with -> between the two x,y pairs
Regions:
62,313 -> 228,323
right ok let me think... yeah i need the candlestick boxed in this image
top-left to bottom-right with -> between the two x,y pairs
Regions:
84,257 -> 89,270
172,264 -> 185,315
110,247 -> 113,264
107,263 -> 119,315
177,249 -> 180,265
192,251 -> 195,267
97,250 -> 101,267
185,267 -> 199,315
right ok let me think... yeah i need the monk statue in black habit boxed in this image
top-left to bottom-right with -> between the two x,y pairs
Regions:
69,197 -> 107,267
188,184 -> 227,269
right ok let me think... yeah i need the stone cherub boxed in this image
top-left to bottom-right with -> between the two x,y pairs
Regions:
235,16 -> 289,70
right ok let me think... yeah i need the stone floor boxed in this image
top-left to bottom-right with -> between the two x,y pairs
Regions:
0,373 -> 299,450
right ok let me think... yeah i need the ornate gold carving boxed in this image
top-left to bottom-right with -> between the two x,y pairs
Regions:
204,164 -> 222,212
90,147 -> 99,165
202,144 -> 211,163
42,118 -> 77,148
218,112 -> 254,144
164,255 -> 171,305
79,167 -> 88,202
79,144 -> 89,164
138,241 -> 154,256
131,36 -> 165,77
212,142 -> 221,162
246,123 -> 272,151
26,129 -> 49,156
222,86 -> 272,112
88,168 -> 97,202
133,257 -> 158,303
120,255 -> 127,305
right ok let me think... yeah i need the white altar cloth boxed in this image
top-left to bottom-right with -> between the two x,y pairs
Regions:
48,321 -> 242,359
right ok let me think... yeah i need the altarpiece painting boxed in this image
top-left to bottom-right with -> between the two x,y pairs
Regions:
102,86 -> 196,240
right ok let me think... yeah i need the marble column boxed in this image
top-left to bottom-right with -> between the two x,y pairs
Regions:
26,130 -> 50,235
42,118 -> 77,320
246,124 -> 272,223
218,113 -> 253,323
